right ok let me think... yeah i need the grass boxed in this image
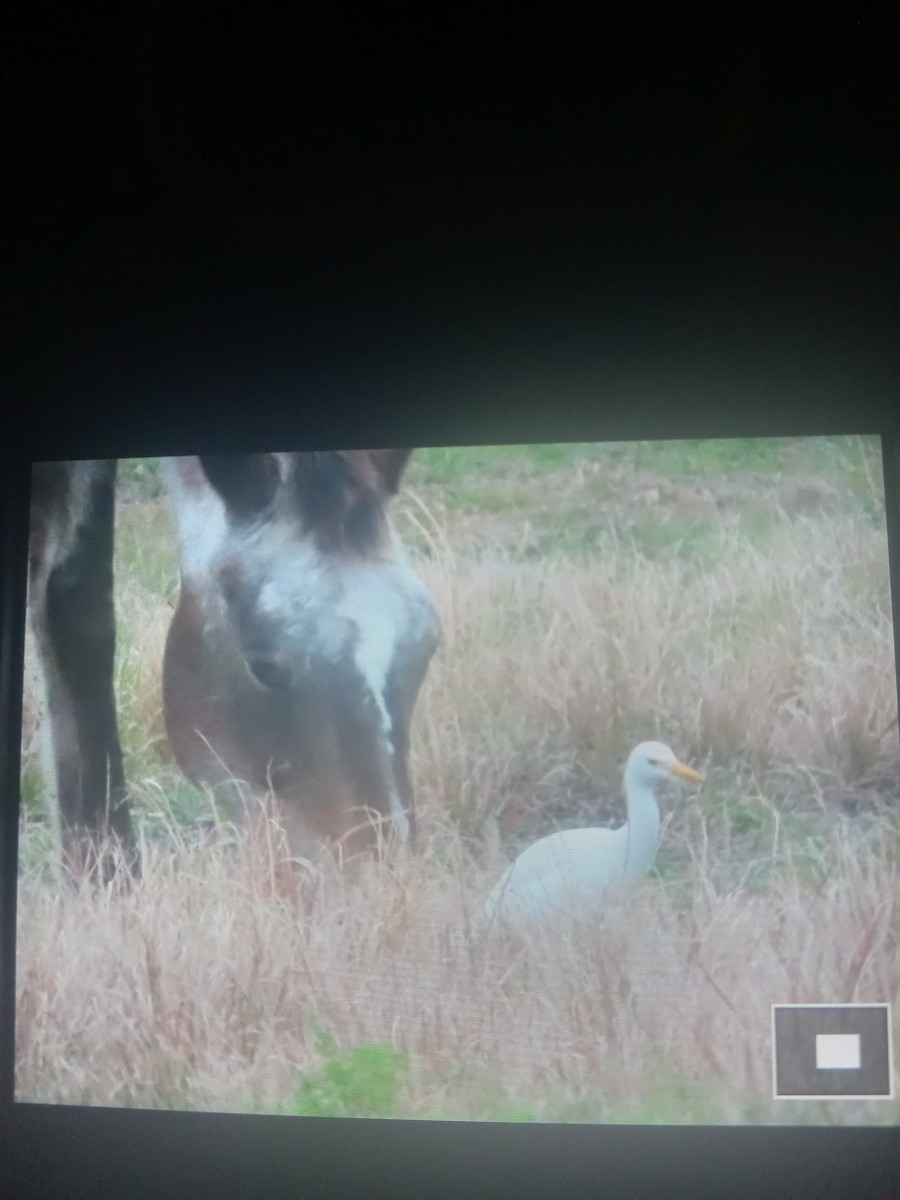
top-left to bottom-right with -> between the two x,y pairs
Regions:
15,434 -> 900,1125
289,1040 -> 407,1118
14,809 -> 899,1124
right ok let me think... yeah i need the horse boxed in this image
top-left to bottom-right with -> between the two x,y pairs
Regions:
26,451 -> 440,883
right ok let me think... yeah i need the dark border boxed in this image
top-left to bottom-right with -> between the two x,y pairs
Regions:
3,209 -> 900,1200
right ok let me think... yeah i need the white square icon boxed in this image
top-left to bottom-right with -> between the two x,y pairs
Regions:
815,1032 -> 861,1070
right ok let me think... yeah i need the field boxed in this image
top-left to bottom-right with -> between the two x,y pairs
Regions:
16,436 -> 900,1124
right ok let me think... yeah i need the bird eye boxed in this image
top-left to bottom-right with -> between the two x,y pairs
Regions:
648,758 -> 659,766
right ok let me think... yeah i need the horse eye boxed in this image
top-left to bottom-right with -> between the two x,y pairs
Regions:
246,651 -> 292,691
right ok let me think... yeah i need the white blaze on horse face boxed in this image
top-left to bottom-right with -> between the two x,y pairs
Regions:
242,525 -> 433,842
388,788 -> 411,841
162,457 -> 229,584
342,562 -> 424,842
338,544 -> 435,843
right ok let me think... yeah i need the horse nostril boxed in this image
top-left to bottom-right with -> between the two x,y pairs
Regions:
246,651 -> 291,690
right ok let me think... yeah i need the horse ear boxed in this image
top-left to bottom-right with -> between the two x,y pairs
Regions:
199,455 -> 281,518
367,450 -> 414,496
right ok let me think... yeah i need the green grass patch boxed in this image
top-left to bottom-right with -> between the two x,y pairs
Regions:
412,444 -> 589,486
117,457 -> 164,499
289,1042 -> 406,1119
413,435 -> 880,494
135,775 -> 227,840
19,765 -> 47,819
627,437 -> 787,478
115,503 -> 178,599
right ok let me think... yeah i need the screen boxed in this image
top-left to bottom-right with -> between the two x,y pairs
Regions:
16,437 -> 899,1126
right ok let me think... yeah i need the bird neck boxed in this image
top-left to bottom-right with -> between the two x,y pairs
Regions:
622,780 -> 661,878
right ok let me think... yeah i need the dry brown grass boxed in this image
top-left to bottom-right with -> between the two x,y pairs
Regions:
409,505 -> 898,848
15,806 -> 899,1123
15,447 -> 900,1123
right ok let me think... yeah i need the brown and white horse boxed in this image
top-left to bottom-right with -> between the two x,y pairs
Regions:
27,451 -> 439,882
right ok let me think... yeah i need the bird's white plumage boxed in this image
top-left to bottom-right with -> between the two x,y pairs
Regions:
478,740 -> 703,934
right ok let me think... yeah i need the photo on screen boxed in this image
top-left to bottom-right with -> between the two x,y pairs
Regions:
16,438 -> 899,1126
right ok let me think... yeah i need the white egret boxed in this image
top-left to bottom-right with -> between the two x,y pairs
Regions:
478,741 -> 703,934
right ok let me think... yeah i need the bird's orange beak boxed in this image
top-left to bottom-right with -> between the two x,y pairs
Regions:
667,761 -> 704,784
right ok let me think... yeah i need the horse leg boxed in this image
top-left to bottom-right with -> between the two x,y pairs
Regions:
38,463 -> 139,882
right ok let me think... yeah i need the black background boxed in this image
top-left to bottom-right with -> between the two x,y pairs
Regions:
2,2 -> 899,1198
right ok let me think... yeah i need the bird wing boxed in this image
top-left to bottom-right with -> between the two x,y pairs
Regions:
482,827 -> 628,928
505,826 -> 622,880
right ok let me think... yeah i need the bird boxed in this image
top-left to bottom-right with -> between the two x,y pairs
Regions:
477,741 -> 703,935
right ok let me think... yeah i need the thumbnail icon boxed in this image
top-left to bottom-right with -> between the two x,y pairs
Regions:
772,1004 -> 893,1099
